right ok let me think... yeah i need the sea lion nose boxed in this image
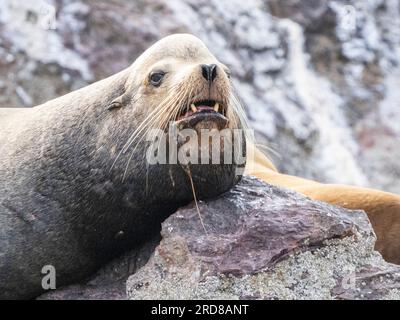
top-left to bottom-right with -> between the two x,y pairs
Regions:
201,64 -> 218,83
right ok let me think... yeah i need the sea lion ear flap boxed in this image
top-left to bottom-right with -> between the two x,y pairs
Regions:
107,93 -> 130,111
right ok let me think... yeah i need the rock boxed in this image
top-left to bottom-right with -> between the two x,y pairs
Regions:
126,177 -> 400,300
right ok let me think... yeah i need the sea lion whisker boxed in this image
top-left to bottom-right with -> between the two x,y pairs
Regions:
183,164 -> 208,235
157,87 -> 189,131
168,87 -> 191,124
148,93 -> 184,137
110,105 -> 168,171
139,86 -> 187,130
123,87 -> 183,147
120,88 -> 190,176
116,91 -> 181,162
121,104 -> 169,152
255,143 -> 281,159
230,91 -> 251,134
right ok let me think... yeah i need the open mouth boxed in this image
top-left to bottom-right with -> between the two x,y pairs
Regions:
177,100 -> 226,121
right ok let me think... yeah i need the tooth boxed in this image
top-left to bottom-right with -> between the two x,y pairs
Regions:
214,103 -> 219,112
191,104 -> 197,112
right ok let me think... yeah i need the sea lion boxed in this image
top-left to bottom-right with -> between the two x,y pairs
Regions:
0,34 -> 247,299
246,145 -> 400,265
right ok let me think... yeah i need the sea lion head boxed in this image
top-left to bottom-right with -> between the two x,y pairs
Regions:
77,33 -> 249,255
107,34 -> 247,199
125,33 -> 244,132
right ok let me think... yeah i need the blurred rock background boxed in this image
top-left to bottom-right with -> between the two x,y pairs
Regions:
0,0 -> 399,193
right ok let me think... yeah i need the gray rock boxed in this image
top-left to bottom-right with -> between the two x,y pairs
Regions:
126,177 -> 400,300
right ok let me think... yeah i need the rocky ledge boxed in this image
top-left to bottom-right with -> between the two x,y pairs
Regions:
40,177 -> 400,300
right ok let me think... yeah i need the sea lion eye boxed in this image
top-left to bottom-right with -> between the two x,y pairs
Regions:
149,71 -> 165,87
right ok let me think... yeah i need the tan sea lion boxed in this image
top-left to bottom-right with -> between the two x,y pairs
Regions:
0,34 -> 247,299
246,144 -> 400,265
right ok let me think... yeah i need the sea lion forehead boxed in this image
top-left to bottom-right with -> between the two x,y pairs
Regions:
137,34 -> 215,67
156,34 -> 211,58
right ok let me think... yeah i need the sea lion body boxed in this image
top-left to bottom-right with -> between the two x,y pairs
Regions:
0,35 -> 244,299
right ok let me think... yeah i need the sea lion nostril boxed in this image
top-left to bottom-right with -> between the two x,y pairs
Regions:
201,64 -> 218,83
